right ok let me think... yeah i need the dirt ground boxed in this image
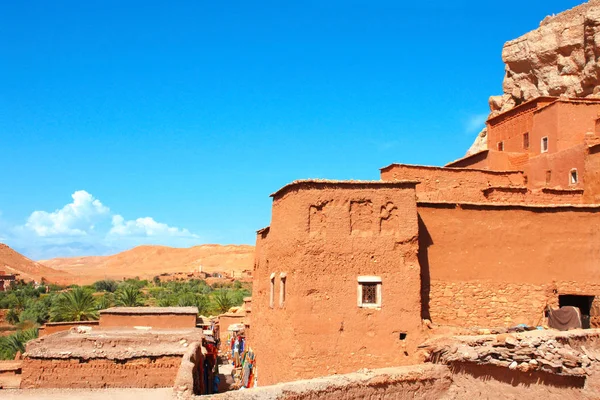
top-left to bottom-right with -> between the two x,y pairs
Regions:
1,388 -> 174,400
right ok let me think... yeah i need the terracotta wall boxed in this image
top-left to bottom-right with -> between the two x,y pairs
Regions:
584,145 -> 600,203
418,203 -> 600,327
40,321 -> 99,336
380,164 -> 525,202
487,102 -> 537,153
252,182 -> 422,385
20,356 -> 182,389
99,313 -> 197,329
526,144 -> 587,189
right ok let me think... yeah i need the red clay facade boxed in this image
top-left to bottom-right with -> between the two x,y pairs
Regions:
251,98 -> 600,385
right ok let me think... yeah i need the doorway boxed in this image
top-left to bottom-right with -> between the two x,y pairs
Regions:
559,295 -> 594,329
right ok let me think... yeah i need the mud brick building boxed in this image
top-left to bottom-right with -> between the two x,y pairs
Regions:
250,97 -> 600,385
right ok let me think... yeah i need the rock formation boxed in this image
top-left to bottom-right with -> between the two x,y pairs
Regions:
467,0 -> 600,154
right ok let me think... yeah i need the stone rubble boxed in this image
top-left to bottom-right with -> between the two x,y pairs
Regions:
424,331 -> 600,377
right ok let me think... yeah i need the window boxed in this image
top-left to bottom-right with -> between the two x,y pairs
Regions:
357,276 -> 382,309
523,132 -> 530,149
546,170 -> 552,184
279,272 -> 286,308
570,169 -> 578,185
269,273 -> 275,309
497,141 -> 504,151
541,136 -> 549,153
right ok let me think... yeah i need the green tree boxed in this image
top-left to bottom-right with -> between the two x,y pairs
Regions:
0,328 -> 38,360
5,308 -> 19,325
213,290 -> 234,314
50,287 -> 99,322
115,284 -> 144,307
96,293 -> 114,310
93,279 -> 118,293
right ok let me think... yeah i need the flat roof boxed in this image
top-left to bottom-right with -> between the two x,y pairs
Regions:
418,200 -> 600,211
25,329 -> 203,360
100,306 -> 199,315
382,160 -> 524,175
270,179 -> 419,199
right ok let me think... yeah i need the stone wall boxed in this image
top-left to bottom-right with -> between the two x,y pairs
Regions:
20,356 -> 182,389
419,203 -> 600,328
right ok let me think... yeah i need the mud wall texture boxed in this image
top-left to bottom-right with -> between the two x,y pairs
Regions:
380,164 -> 524,202
40,321 -> 99,336
99,314 -> 197,329
20,356 -> 182,389
251,182 -> 423,385
206,364 -> 451,400
173,342 -> 204,397
419,203 -> 600,327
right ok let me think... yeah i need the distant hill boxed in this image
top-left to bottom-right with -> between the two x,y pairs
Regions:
41,244 -> 255,285
0,243 -> 72,284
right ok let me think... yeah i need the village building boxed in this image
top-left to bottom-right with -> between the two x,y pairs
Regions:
0,271 -> 16,292
249,96 -> 600,385
16,307 -> 220,396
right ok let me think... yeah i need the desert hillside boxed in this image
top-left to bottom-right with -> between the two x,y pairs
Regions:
41,244 -> 255,284
0,243 -> 72,284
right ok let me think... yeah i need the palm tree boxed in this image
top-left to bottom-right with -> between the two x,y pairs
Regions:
213,290 -> 234,314
115,284 -> 144,307
0,328 -> 38,360
50,287 -> 99,322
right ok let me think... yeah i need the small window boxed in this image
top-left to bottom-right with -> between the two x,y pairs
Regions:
570,169 -> 578,185
357,276 -> 382,309
546,170 -> 552,184
497,141 -> 504,151
279,272 -> 286,308
269,273 -> 275,309
541,136 -> 549,153
523,132 -> 530,149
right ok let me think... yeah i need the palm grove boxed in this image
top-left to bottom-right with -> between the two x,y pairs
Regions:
0,278 -> 250,360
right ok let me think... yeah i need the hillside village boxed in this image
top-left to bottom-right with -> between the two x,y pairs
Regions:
5,1 -> 600,399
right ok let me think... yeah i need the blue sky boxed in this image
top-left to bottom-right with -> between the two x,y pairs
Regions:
0,1 -> 584,259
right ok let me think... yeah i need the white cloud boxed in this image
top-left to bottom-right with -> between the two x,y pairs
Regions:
110,215 -> 198,238
24,190 -> 110,237
5,190 -> 201,259
465,113 -> 488,134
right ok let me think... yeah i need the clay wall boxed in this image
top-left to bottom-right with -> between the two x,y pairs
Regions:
251,181 -> 422,385
487,101 -> 538,152
40,321 -> 99,336
482,187 -> 584,204
99,313 -> 197,329
208,364 -> 451,400
173,342 -> 205,396
418,203 -> 600,327
584,145 -> 600,203
20,356 -> 182,389
380,164 -> 525,202
526,144 -> 586,189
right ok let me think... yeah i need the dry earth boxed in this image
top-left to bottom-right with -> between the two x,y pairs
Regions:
0,244 -> 72,284
41,244 -> 255,285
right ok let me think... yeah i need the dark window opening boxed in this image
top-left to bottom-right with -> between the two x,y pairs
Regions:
497,141 -> 504,151
361,283 -> 377,304
570,169 -> 578,185
559,295 -> 594,329
399,332 -> 407,340
542,136 -> 549,152
523,132 -> 530,149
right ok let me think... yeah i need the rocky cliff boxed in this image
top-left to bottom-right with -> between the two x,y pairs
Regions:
468,0 -> 600,155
